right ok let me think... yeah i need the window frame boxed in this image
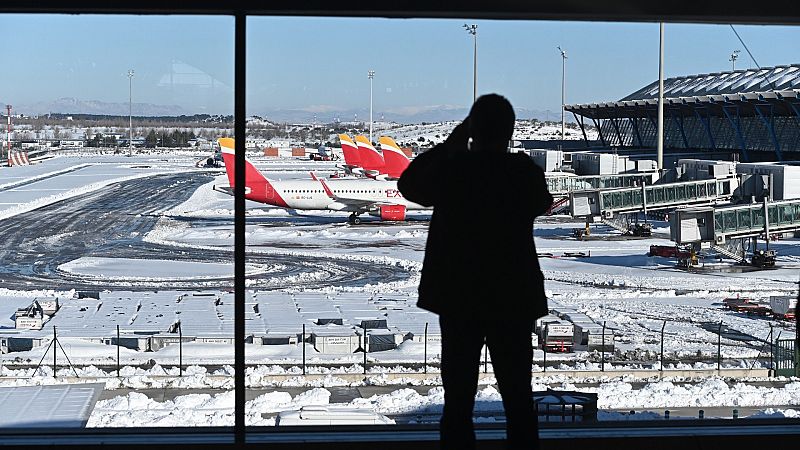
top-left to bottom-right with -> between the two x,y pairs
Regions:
0,1 -> 798,447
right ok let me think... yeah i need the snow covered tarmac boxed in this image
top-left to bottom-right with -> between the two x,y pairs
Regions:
0,152 -> 798,425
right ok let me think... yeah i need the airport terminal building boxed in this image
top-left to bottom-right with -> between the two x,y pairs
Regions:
566,64 -> 800,162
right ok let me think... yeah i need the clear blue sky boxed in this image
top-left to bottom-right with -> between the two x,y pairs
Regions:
2,14 -> 799,117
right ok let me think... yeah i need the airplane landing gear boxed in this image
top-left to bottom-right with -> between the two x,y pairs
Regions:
348,213 -> 361,225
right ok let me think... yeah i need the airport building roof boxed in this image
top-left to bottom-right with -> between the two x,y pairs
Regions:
566,64 -> 800,119
564,64 -> 800,160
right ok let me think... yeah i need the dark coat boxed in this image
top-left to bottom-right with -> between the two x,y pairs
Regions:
398,129 -> 553,320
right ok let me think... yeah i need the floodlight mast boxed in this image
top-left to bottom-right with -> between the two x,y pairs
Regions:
730,50 -> 741,71
127,69 -> 134,156
5,105 -> 11,158
463,24 -> 478,104
557,46 -> 567,141
368,70 -> 375,143
656,23 -> 665,172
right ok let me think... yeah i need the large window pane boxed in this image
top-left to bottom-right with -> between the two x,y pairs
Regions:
236,16 -> 799,433
0,13 -> 234,428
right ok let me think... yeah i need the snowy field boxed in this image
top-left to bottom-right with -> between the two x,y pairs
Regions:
0,151 -> 797,427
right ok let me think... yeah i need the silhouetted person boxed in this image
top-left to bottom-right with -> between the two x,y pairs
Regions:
398,94 -> 552,450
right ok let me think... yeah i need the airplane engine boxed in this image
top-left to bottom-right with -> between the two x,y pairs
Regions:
375,204 -> 406,221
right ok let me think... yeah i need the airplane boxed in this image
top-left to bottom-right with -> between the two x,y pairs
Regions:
338,134 -> 364,175
335,134 -> 410,180
378,136 -> 410,178
354,135 -> 385,173
216,138 -> 427,224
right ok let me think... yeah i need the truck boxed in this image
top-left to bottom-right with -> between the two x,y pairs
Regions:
723,297 -> 771,316
769,296 -> 797,320
573,323 -> 615,352
648,245 -> 692,259
540,320 -> 574,352
751,249 -> 776,268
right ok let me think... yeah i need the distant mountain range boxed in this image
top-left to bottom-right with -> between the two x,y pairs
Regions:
6,97 -> 571,124
11,97 -> 188,117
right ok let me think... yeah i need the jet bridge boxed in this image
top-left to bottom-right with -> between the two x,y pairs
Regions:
671,198 -> 800,246
569,177 -> 739,219
546,173 -> 656,196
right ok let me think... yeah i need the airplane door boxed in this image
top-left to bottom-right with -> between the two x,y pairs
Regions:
264,182 -> 275,200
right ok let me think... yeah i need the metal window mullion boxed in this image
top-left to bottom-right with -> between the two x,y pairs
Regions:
234,11 -> 246,446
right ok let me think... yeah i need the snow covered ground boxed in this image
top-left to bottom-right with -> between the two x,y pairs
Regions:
84,380 -> 800,427
0,151 -> 798,427
367,120 -> 596,148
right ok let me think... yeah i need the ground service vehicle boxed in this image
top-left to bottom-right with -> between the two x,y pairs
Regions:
541,321 -> 574,352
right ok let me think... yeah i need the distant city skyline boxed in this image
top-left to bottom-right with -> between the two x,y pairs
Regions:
2,15 -> 799,119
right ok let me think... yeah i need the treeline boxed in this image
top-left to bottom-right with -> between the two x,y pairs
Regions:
47,113 -> 233,124
144,129 -> 197,148
85,129 -> 198,147
16,114 -> 233,130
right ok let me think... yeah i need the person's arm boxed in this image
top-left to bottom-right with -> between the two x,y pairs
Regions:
398,120 -> 469,206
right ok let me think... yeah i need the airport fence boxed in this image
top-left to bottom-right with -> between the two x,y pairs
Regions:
4,318 -> 793,379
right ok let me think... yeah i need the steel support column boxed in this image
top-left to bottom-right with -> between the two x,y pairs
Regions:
789,102 -> 800,151
630,117 -> 644,148
645,111 -> 658,146
592,118 -> 607,147
721,104 -> 750,162
754,103 -> 784,162
610,115 -> 624,147
693,107 -> 717,151
671,111 -> 690,149
572,112 -> 590,148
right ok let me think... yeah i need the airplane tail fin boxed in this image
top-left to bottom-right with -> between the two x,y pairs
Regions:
219,138 -> 268,189
378,136 -> 410,178
354,135 -> 384,172
338,134 -> 361,167
218,138 -> 288,207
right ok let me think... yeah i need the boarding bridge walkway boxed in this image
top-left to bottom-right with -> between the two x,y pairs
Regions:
569,177 -> 739,219
672,198 -> 800,245
546,173 -> 655,196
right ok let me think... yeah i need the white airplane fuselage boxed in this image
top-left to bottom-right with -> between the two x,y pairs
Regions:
254,178 -> 423,212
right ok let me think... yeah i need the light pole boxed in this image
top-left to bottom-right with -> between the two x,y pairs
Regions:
729,50 -> 740,71
463,24 -> 477,104
656,23 -> 665,172
127,69 -> 134,156
368,70 -> 375,143
557,46 -> 567,141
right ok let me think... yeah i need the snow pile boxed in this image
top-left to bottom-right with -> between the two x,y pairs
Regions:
595,379 -> 800,409
87,388 -> 333,427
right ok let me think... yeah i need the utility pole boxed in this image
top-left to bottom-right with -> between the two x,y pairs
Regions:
657,23 -> 665,172
127,69 -> 134,157
368,70 -> 375,143
557,46 -> 567,141
729,50 -> 740,71
5,105 -> 11,158
463,24 -> 478,104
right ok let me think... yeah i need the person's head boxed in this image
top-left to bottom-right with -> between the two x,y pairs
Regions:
468,94 -> 515,153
